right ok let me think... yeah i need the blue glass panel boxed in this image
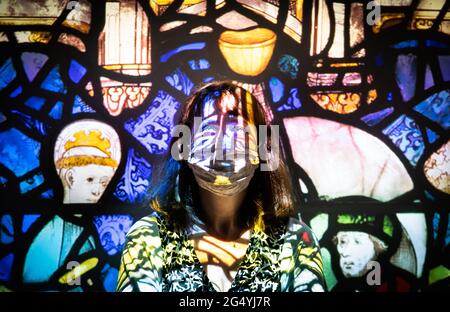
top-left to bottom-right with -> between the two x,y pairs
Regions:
22,215 -> 40,233
19,173 -> 44,194
72,95 -> 95,114
0,215 -> 14,244
387,92 -> 393,102
435,213 -> 450,247
382,115 -> 425,166
0,128 -> 41,177
78,236 -> 95,255
391,40 -> 418,49
165,68 -> 194,96
21,52 -> 48,82
24,96 -> 46,111
361,107 -> 394,126
124,90 -> 180,154
424,190 -> 435,201
425,40 -> 448,48
101,264 -> 119,292
40,65 -> 67,94
49,101 -> 63,119
114,148 -> 152,203
188,58 -> 210,70
278,54 -> 299,79
69,60 -> 87,83
375,53 -> 383,66
10,110 -> 47,136
269,77 -> 284,103
23,216 -> 85,283
0,253 -> 14,282
10,86 -> 22,98
0,58 -> 16,91
203,76 -> 214,82
426,128 -> 439,143
438,56 -> 450,81
160,42 -> 206,63
93,215 -> 134,256
395,54 -> 416,102
433,213 -> 440,241
40,189 -> 54,199
277,88 -> 301,111
413,90 -> 449,129
424,65 -> 434,89
446,214 -> 450,247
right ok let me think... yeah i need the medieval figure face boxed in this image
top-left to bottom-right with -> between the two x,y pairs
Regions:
334,231 -> 387,278
54,119 -> 121,203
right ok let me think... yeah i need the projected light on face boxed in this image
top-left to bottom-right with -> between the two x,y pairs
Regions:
187,87 -> 260,196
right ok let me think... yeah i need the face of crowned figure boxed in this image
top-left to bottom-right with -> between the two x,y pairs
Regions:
54,120 -> 121,204
63,164 -> 116,203
187,88 -> 260,197
335,231 -> 378,278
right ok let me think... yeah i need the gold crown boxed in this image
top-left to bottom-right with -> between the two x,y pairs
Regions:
64,130 -> 112,157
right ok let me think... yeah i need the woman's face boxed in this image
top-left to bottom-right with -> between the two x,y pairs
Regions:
187,90 -> 259,196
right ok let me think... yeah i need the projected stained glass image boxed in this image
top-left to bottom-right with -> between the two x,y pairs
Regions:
0,0 -> 448,291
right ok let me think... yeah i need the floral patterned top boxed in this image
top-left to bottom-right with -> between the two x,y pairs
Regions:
116,210 -> 325,292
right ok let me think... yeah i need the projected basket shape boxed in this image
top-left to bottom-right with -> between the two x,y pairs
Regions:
219,28 -> 277,76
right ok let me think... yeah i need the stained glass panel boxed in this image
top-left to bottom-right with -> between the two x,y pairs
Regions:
0,0 -> 448,292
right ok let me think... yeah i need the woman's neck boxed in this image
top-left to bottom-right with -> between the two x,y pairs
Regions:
197,187 -> 248,241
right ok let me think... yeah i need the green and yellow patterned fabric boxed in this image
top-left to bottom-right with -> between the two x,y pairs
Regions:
117,211 -> 325,292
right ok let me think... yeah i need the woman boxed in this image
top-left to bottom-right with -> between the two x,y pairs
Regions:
116,81 -> 325,292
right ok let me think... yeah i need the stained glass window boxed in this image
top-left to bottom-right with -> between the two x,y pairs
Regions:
0,0 -> 448,292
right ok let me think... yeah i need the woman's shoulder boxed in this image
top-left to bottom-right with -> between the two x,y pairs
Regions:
126,212 -> 166,239
285,213 -> 320,247
285,213 -> 325,283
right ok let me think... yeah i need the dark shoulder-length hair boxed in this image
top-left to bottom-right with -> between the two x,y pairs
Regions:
148,80 -> 296,231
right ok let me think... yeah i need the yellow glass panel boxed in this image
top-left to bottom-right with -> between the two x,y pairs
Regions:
150,0 -> 213,16
372,13 -> 405,34
15,31 -> 52,44
310,92 -> 361,114
219,28 -> 276,76
295,0 -> 303,21
330,63 -> 360,68
58,258 -> 99,285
